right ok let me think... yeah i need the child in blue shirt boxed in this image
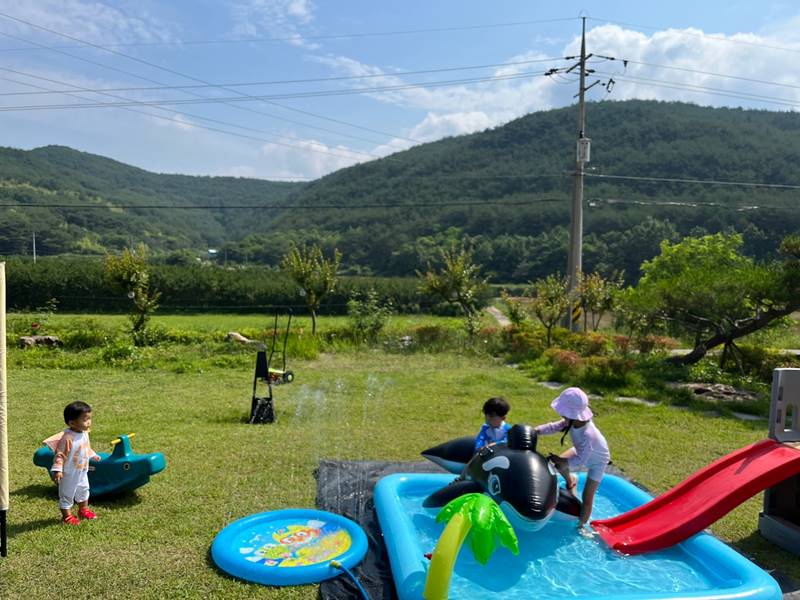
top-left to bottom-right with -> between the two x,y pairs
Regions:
474,397 -> 512,452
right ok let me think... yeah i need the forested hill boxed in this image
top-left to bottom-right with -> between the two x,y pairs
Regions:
2,100 -> 799,282
0,145 -> 302,257
266,100 -> 800,280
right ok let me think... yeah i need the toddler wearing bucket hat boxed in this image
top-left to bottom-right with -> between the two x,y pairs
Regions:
534,387 -> 610,529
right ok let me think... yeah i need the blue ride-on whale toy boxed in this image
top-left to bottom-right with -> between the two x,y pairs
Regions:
33,433 -> 166,496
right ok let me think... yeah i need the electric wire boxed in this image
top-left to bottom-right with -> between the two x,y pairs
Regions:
0,32 -> 415,154
0,56 -> 565,97
593,70 -> 800,110
0,197 -> 569,210
0,11 -> 425,145
588,16 -> 800,56
0,69 -> 384,163
0,68 -> 552,111
0,16 -> 579,50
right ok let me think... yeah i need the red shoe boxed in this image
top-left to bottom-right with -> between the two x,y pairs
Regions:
63,514 -> 80,525
78,507 -> 97,520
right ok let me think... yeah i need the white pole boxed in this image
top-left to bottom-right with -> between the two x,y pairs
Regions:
0,262 -> 8,557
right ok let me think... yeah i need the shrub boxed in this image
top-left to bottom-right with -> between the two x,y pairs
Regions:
580,356 -> 637,388
635,334 -> 680,355
737,344 -> 800,382
575,332 -> 610,356
100,340 -> 137,365
409,324 -> 462,351
61,328 -> 109,350
544,348 -> 584,381
162,328 -> 208,344
504,327 -> 546,362
613,335 -> 631,356
347,289 -> 393,343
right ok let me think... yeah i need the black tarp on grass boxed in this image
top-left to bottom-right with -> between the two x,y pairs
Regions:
316,460 -> 445,600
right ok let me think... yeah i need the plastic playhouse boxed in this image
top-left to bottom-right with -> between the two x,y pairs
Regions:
759,368 -> 800,555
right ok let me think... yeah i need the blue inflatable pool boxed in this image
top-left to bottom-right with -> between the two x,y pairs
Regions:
375,473 -> 782,600
211,508 -> 368,586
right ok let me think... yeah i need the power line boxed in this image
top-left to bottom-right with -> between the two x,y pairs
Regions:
592,70 -> 800,110
0,11 -> 425,145
0,56 -> 565,97
588,197 -> 796,211
586,172 -> 800,190
614,58 -> 800,93
0,32 -> 414,153
0,16 -> 578,50
0,70 -> 384,163
0,69 -> 551,112
0,197 -> 568,210
588,16 -> 800,56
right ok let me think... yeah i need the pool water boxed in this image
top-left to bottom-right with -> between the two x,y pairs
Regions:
375,473 -> 781,600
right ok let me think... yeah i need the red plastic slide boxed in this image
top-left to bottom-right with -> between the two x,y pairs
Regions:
592,439 -> 800,555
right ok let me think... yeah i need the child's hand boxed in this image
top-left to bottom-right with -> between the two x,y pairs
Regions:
577,524 -> 596,539
52,472 -> 63,483
92,455 -> 101,461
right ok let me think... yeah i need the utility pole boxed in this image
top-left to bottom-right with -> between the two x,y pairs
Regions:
566,16 -> 591,331
32,232 -> 36,264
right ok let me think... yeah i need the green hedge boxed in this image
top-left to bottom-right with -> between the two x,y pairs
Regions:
2,256 -> 471,314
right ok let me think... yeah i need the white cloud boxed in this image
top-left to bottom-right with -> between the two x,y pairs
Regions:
219,165 -> 260,178
312,22 -> 800,157
409,111 -> 494,140
572,24 -> 800,109
0,0 -> 175,46
256,136 -> 360,179
231,0 -> 318,48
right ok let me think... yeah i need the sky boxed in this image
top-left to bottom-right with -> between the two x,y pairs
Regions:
0,0 -> 799,180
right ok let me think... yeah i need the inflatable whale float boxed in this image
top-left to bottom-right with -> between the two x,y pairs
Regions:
421,424 -> 581,531
33,433 -> 166,496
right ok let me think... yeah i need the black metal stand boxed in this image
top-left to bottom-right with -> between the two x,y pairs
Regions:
249,350 -> 274,424
1,509 -> 7,557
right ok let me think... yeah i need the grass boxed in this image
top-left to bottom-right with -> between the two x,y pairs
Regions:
2,313 -> 799,597
4,351 -> 800,598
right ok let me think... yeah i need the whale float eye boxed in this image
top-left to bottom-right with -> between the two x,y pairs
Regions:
488,473 -> 501,496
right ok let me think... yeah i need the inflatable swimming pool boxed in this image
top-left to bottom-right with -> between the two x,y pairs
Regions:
375,473 -> 781,600
211,508 -> 367,586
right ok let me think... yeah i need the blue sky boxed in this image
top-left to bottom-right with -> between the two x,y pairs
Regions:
1,0 -> 799,179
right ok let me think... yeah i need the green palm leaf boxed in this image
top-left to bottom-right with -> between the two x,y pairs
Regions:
436,493 -> 519,565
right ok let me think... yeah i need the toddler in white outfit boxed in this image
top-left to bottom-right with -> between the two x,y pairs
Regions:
45,401 -> 101,525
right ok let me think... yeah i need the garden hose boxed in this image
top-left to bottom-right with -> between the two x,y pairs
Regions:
330,559 -> 370,600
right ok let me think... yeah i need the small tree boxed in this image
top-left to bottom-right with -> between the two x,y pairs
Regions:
281,244 -> 341,335
577,272 -> 622,331
105,244 -> 161,346
418,244 -> 488,337
625,233 -> 800,367
500,289 -> 527,327
347,289 -> 393,343
526,274 -> 569,347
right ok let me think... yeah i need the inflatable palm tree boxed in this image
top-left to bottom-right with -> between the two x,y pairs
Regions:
424,493 -> 519,600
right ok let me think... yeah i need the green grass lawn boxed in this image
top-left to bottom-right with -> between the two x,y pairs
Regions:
3,351 -> 799,597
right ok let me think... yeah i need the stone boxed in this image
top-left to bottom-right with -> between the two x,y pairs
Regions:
669,382 -> 760,403
17,335 -> 62,349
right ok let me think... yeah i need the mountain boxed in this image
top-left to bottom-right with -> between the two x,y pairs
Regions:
1,100 -> 799,281
0,145 -> 302,257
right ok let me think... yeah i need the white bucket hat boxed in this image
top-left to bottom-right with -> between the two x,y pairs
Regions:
551,387 -> 593,421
